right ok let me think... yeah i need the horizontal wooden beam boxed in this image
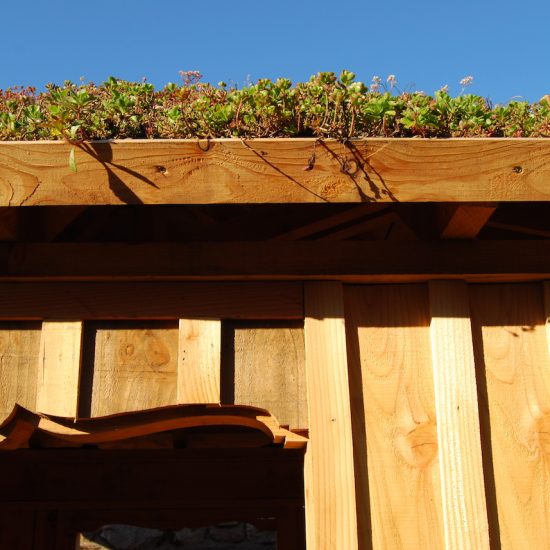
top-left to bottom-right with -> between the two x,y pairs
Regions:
0,139 -> 549,205
3,241 -> 550,282
0,282 -> 303,319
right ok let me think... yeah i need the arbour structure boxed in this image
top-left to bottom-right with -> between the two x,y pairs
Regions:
0,138 -> 550,549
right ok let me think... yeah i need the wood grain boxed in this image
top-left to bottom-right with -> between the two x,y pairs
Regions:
177,319 -> 221,403
0,139 -> 549,206
36,321 -> 83,417
230,321 -> 307,429
344,284 -> 443,549
86,321 -> 178,416
0,282 -> 303,319
428,281 -> 490,549
470,283 -> 550,549
5,241 -> 550,282
0,322 -> 41,421
304,282 -> 358,549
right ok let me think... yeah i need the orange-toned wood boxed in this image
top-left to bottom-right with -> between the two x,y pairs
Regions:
304,282 -> 358,550
470,283 -> 550,549
344,284 -> 443,549
438,204 -> 496,239
177,319 -> 221,403
0,139 -> 548,205
0,282 -> 303,319
428,281 -> 490,549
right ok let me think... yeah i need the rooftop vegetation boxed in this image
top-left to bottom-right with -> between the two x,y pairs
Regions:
1,71 -> 549,141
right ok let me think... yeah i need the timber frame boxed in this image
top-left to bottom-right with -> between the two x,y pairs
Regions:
1,138 -> 550,550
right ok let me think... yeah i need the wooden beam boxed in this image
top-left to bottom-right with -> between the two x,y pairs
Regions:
177,319 -> 221,403
428,281 -> 490,549
304,282 -> 358,549
0,139 -> 549,206
37,321 -> 83,417
438,204 -> 496,239
486,220 -> 550,238
0,282 -> 303,319
270,204 -> 384,241
4,241 -> 550,282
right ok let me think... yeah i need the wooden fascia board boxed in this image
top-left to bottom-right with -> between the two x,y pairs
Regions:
0,138 -> 549,205
2,240 -> 550,282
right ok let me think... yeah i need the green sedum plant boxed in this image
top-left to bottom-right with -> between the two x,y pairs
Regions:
1,71 -> 549,141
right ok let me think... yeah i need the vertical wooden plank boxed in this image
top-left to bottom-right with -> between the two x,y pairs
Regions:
428,281 -> 490,550
345,285 -> 443,549
231,321 -> 307,429
88,321 -> 178,416
177,319 -> 221,403
469,283 -> 550,549
0,322 -> 41,421
304,281 -> 358,550
37,321 -> 83,417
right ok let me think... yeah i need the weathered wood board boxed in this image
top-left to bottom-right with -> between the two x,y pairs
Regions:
1,139 -> 549,206
345,284 -> 443,549
83,321 -> 178,416
225,321 -> 307,429
470,284 -> 550,549
0,322 -> 41,421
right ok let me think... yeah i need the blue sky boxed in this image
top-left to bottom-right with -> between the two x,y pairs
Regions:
2,0 -> 548,104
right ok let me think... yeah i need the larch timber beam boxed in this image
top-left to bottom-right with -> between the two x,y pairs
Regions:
0,139 -> 549,205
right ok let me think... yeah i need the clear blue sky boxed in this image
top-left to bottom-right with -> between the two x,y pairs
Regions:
2,0 -> 548,104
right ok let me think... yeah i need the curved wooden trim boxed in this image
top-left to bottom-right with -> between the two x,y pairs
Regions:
0,403 -> 307,450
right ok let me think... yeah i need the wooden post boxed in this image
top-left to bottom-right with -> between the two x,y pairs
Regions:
428,281 -> 490,549
304,282 -> 358,550
177,319 -> 221,403
36,321 -> 83,417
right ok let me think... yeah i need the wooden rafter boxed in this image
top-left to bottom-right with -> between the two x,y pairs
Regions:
438,204 -> 496,239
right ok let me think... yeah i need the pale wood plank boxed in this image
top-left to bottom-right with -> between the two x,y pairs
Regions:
87,321 -> 178,416
345,285 -> 443,549
0,139 -> 548,206
0,282 -> 303,319
438,204 -> 496,239
469,283 -> 550,549
304,282 -> 358,550
428,281 -> 490,549
230,321 -> 307,429
177,319 -> 221,403
6,241 -> 550,283
0,322 -> 41,421
37,321 -> 83,417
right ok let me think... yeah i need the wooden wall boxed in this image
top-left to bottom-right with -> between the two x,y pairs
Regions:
0,280 -> 549,549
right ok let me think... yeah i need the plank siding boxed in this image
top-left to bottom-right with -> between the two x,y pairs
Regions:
0,322 -> 41,421
84,321 -> 178,416
345,284 -> 443,549
227,321 -> 307,430
470,284 -> 550,549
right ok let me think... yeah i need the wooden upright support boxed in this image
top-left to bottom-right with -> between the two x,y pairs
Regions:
36,321 -> 83,417
177,319 -> 221,403
304,282 -> 358,550
428,281 -> 490,549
